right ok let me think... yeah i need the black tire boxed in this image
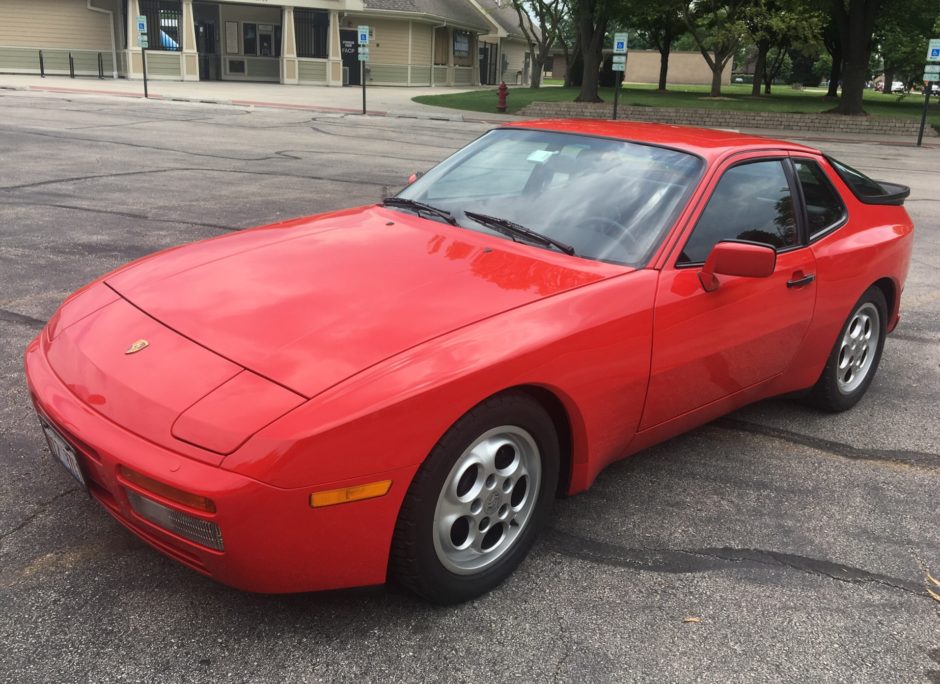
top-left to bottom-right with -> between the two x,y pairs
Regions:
807,286 -> 887,412
390,392 -> 559,604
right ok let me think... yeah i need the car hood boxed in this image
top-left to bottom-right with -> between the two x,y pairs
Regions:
106,206 -> 621,398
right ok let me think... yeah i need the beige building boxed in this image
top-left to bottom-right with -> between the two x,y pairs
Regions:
472,0 -> 532,86
0,3 -> 727,88
0,0 -> 494,86
624,50 -> 731,87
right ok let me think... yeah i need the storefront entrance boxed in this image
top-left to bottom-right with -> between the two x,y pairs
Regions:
194,2 -> 220,80
340,29 -> 360,86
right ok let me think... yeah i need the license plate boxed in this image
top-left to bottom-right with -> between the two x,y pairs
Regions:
38,417 -> 87,490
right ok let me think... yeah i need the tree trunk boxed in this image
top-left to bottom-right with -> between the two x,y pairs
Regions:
710,62 -> 723,97
752,41 -> 768,96
835,57 -> 868,113
658,45 -> 670,91
577,48 -> 603,101
826,55 -> 841,97
564,33 -> 581,88
531,60 -> 543,88
575,0 -> 607,102
831,0 -> 880,115
882,67 -> 894,94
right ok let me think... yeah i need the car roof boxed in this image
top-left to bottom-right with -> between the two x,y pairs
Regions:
502,119 -> 819,160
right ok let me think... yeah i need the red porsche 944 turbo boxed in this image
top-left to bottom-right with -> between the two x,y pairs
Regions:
25,121 -> 913,604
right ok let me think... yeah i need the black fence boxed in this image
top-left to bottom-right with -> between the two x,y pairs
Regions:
139,0 -> 183,51
295,9 -> 329,59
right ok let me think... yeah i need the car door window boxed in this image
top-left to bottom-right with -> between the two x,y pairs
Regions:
793,159 -> 846,239
678,160 -> 797,265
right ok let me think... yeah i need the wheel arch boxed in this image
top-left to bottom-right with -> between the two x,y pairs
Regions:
871,276 -> 899,332
505,384 -> 576,498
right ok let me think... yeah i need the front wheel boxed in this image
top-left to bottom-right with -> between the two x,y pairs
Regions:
807,286 -> 887,412
390,392 -> 559,604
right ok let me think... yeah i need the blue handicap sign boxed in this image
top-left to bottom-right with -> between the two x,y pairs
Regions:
932,48 -> 940,58
616,41 -> 625,51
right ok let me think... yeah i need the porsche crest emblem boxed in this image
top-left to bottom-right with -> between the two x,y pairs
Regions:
125,339 -> 149,355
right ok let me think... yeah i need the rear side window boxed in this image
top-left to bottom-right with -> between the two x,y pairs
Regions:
678,160 -> 797,265
793,159 -> 846,238
826,156 -> 910,205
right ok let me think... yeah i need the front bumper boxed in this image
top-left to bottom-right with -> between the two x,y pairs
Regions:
24,335 -> 414,594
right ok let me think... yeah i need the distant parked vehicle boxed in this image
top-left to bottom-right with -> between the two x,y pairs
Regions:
891,80 -> 906,93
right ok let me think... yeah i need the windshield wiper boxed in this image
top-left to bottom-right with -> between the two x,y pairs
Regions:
464,211 -> 576,256
382,197 -> 456,225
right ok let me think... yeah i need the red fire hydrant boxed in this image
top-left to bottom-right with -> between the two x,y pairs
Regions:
497,81 -> 509,112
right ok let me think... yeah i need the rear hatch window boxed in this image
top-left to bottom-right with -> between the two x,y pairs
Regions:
825,156 -> 910,205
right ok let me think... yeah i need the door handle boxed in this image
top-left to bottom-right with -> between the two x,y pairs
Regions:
787,273 -> 815,288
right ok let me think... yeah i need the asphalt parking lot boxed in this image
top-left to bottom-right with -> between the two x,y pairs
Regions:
0,91 -> 938,683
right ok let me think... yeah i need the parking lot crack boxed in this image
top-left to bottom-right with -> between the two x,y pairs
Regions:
545,529 -> 928,599
0,199 -> 238,232
0,308 -> 45,329
0,486 -> 80,546
715,418 -> 940,470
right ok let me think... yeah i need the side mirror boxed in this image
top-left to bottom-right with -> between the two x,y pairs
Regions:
407,171 -> 424,185
698,241 -> 776,292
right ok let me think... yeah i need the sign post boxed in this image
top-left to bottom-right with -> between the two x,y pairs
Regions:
612,32 -> 627,120
918,38 -> 940,147
137,15 -> 149,99
358,25 -> 369,115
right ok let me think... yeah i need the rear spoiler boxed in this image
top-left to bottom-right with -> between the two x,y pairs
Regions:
824,155 -> 910,206
861,181 -> 910,206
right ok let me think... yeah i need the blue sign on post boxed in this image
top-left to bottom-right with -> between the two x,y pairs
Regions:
136,15 -> 147,34
928,38 -> 940,61
613,32 -> 628,55
358,25 -> 370,45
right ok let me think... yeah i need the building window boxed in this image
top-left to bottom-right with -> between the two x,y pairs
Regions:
453,31 -> 473,67
243,23 -> 281,57
243,23 -> 257,55
295,9 -> 329,59
139,0 -> 182,51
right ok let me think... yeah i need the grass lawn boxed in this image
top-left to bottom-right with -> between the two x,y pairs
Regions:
413,82 -> 940,130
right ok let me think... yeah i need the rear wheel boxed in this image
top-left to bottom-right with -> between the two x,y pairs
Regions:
808,286 -> 887,412
390,392 -> 559,604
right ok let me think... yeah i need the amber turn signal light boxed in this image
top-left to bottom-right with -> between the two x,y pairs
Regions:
118,465 -> 217,513
310,480 -> 392,508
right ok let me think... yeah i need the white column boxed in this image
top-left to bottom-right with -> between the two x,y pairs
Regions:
181,0 -> 198,81
446,27 -> 454,86
327,10 -> 342,85
125,0 -> 141,79
407,21 -> 412,86
281,6 -> 298,84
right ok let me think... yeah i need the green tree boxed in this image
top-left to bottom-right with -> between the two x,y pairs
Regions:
630,0 -> 687,90
876,0 -> 939,93
683,1 -> 749,97
511,0 -> 570,88
744,0 -> 824,95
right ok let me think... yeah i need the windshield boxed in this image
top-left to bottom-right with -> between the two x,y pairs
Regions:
396,128 -> 703,265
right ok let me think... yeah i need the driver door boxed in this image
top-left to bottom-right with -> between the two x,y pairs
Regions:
640,154 -> 817,429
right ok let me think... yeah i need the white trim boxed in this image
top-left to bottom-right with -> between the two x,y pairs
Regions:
85,0 -> 117,78
407,20 -> 412,85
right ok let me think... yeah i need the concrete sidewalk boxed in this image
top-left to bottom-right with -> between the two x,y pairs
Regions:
0,73 -> 519,123
2,73 -> 935,147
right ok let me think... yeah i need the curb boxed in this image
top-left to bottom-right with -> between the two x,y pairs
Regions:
1,81 -> 520,124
